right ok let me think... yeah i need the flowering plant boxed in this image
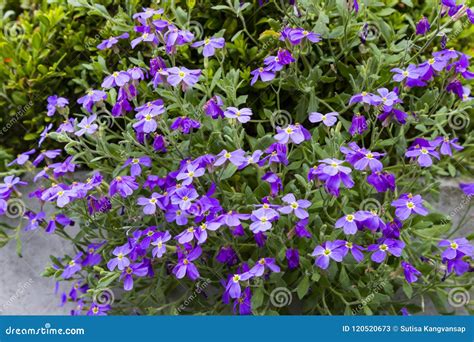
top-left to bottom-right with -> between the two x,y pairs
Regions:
1,0 -> 473,316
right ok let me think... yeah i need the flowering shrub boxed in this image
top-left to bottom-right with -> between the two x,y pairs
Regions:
1,1 -> 473,316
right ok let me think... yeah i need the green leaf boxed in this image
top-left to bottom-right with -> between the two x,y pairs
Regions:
297,276 -> 310,299
220,164 -> 238,180
403,282 -> 413,299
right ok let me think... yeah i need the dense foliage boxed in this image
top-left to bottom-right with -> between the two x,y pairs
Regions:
0,0 -> 473,316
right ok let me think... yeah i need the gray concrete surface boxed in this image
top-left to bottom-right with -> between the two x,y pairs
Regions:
0,177 -> 472,315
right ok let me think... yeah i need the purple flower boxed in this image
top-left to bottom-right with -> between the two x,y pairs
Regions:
401,261 -> 422,283
132,7 -> 164,21
62,252 -> 83,279
225,272 -> 253,299
286,248 -> 300,269
431,136 -> 463,156
109,176 -> 139,198
0,175 -> 27,197
391,64 -> 423,83
261,171 -> 282,196
163,26 -> 194,53
172,246 -> 202,280
405,139 -> 440,167
353,150 -> 384,172
274,124 -> 309,144
239,150 -> 263,170
87,303 -> 110,316
367,171 -> 396,192
288,28 -> 321,45
46,213 -> 73,234
170,116 -> 200,134
349,91 -> 378,105
47,95 -> 68,116
438,238 -> 473,260
75,115 -> 98,136
391,193 -> 428,220
214,149 -> 247,167
315,158 -> 354,196
203,95 -> 225,119
294,218 -> 312,238
133,111 -> 160,133
171,186 -> 198,210
348,114 -> 368,136
102,71 -> 131,89
447,77 -> 465,97
443,252 -> 471,276
122,156 -> 152,176
416,17 -> 430,35
120,262 -> 148,291
468,8 -> 474,24
309,111 -> 339,127
260,143 -> 288,166
191,37 -> 225,57
166,67 -> 201,90
311,240 -> 345,269
7,149 -> 35,166
107,244 -> 132,271
378,108 -> 408,126
278,193 -> 311,219
176,163 -> 205,185
77,89 -> 107,112
82,243 -> 103,267
137,193 -> 162,215
233,287 -> 252,315
216,246 -> 238,266
381,219 -> 402,239
340,241 -> 365,262
250,67 -> 275,85
97,32 -> 129,50
151,231 -> 171,258
335,213 -> 358,235
224,107 -> 252,123
460,183 -> 474,195
367,239 -> 405,263
32,149 -> 61,167
24,211 -> 45,231
249,257 -> 280,276
131,27 -> 158,48
249,205 -> 279,233
372,87 -> 401,111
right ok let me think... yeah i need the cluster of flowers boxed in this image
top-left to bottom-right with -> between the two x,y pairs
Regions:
2,3 -> 473,316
